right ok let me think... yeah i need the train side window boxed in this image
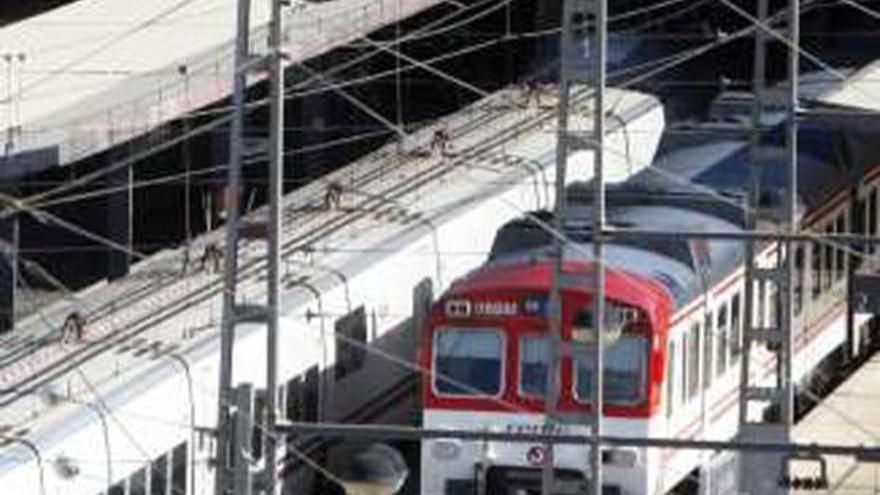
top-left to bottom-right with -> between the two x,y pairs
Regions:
285,376 -> 304,421
730,293 -> 742,360
824,225 -> 834,290
304,366 -> 320,422
857,197 -> 867,234
130,468 -> 146,495
433,328 -> 503,396
149,453 -> 167,495
284,368 -> 319,423
794,245 -> 804,315
687,322 -> 700,400
855,197 -> 866,270
666,340 -> 676,418
335,306 -> 367,381
703,313 -> 713,390
767,283 -> 778,329
252,391 -> 266,462
870,188 -> 878,254
811,241 -> 822,299
756,280 -> 766,328
836,214 -> 846,280
171,442 -> 187,495
716,305 -> 729,378
681,333 -> 689,404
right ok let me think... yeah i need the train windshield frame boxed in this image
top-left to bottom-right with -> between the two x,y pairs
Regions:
572,334 -> 649,406
432,327 -> 505,397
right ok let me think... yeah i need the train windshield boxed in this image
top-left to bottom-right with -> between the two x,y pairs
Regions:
518,336 -> 549,397
433,328 -> 503,396
573,334 -> 648,405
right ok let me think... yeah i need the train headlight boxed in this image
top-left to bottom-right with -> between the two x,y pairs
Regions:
431,439 -> 462,461
602,448 -> 638,468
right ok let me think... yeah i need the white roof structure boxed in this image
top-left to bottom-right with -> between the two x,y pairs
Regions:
811,60 -> 880,112
0,0 -> 444,170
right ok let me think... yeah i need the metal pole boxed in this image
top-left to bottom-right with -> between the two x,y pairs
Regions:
543,1 -> 576,488
4,53 -> 11,154
234,384 -> 254,495
395,0 -> 404,145
215,1 -> 250,493
783,0 -> 800,435
15,53 -> 23,135
11,213 -> 17,332
543,73 -> 570,495
740,0 -> 767,429
181,65 -> 193,250
591,1 -> 608,493
266,0 -> 284,492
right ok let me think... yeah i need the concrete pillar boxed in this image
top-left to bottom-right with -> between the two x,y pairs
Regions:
106,162 -> 132,280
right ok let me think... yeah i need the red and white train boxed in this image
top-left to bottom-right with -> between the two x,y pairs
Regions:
419,113 -> 880,494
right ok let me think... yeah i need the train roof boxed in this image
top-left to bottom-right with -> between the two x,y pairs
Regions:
0,82 -> 664,486
490,116 -> 860,310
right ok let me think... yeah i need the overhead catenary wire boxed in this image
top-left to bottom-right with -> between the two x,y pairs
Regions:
180,0 -> 761,122
0,0 -> 814,220
839,0 -> 880,19
1,0 -> 880,492
13,43 -> 759,215
12,0 -> 516,210
6,14 -> 872,303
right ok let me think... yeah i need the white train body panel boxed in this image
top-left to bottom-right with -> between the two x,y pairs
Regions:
0,87 -> 664,494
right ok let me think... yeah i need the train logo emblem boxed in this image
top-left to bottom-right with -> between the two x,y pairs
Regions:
526,446 -> 546,466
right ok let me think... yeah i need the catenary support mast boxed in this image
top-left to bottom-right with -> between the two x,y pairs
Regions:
215,0 -> 286,493
214,0 -> 251,493
265,0 -> 285,492
738,0 -> 799,493
591,0 -> 607,493
546,1 -> 607,494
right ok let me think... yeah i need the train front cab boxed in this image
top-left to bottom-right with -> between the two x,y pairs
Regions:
420,264 -> 671,495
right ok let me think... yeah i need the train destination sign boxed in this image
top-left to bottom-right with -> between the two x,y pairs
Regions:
444,299 -> 519,317
473,300 -> 518,316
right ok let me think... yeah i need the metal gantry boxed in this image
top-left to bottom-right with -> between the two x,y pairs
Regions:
738,0 -> 800,493
214,0 -> 286,494
546,1 -> 607,494
214,0 -> 251,491
265,0 -> 286,490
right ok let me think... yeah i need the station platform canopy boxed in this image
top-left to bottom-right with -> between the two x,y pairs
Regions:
0,0 -> 443,178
